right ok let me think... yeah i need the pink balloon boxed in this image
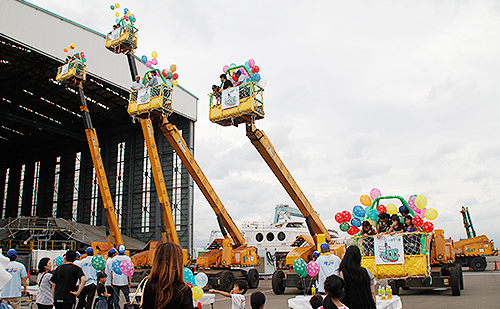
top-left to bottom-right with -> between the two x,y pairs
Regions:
151,59 -> 158,65
306,261 -> 319,277
370,188 -> 381,200
120,260 -> 135,277
418,208 -> 426,218
222,65 -> 229,73
145,60 -> 152,67
248,59 -> 255,68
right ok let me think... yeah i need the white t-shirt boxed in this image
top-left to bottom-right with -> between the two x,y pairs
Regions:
231,294 -> 245,309
0,261 -> 27,298
131,81 -> 143,90
79,256 -> 97,286
316,253 -> 341,293
237,74 -> 246,86
112,255 -> 131,286
104,257 -> 114,286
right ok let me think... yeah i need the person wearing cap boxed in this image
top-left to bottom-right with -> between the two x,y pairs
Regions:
104,248 -> 118,309
76,247 -> 98,309
315,242 -> 341,295
0,249 -> 27,309
74,251 -> 83,267
233,70 -> 246,87
111,245 -> 132,309
50,250 -> 86,309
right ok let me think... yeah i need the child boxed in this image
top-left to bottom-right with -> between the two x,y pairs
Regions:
376,212 -> 391,238
250,291 -> 265,309
96,272 -> 111,309
209,280 -> 248,309
404,215 -> 419,232
309,294 -> 323,309
361,221 -> 376,237
323,275 -> 348,309
388,214 -> 404,235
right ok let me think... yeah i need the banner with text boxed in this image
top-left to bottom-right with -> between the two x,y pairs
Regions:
374,234 -> 405,265
221,87 -> 240,110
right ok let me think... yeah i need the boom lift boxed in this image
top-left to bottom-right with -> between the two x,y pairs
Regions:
209,65 -> 344,294
55,55 -> 124,254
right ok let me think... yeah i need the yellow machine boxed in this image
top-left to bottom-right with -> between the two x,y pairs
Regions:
55,60 -> 86,85
127,69 -> 173,119
105,24 -> 138,54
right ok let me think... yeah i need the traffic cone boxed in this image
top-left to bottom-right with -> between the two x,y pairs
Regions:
468,266 -> 473,271
494,260 -> 499,271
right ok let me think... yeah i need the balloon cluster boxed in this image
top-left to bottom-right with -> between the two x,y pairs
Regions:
141,51 -> 159,68
62,43 -> 87,63
111,3 -> 136,26
335,188 -> 439,235
183,268 -> 207,300
292,258 -> 320,278
221,59 -> 267,88
111,259 -> 134,277
161,64 -> 180,87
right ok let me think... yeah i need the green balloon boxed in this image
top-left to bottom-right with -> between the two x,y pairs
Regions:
92,255 -> 105,271
340,222 -> 350,232
293,258 -> 307,276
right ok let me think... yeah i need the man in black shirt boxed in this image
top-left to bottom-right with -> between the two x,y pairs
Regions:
220,74 -> 233,90
51,250 -> 86,309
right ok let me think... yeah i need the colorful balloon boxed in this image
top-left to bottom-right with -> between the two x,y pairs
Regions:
306,261 -> 319,277
63,48 -> 68,53
258,79 -> 267,88
172,80 -> 178,86
386,204 -> 397,215
248,59 -> 255,68
192,286 -> 204,300
342,211 -> 351,222
91,255 -> 105,271
418,208 -> 426,218
141,55 -> 147,63
195,272 -> 208,288
112,260 -> 122,275
162,69 -> 168,77
377,205 -> 386,213
370,188 -> 382,200
347,226 -> 360,236
55,256 -> 64,267
172,73 -> 178,80
340,222 -> 350,232
152,51 -> 158,59
120,260 -> 134,277
368,209 -> 379,221
170,64 -> 177,72
425,208 -> 438,220
412,216 -> 423,227
222,65 -> 229,73
151,59 -> 158,65
183,267 -> 195,285
360,195 -> 372,207
415,195 -> 427,210
115,3 -> 120,9
334,213 -> 343,223
352,205 -> 365,218
422,221 -> 434,233
351,218 -> 361,228
115,12 -> 119,17
252,66 -> 260,73
110,5 -> 115,10
145,61 -> 152,68
293,258 -> 308,278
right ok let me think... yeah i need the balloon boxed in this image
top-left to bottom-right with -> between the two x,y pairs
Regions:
80,52 -> 85,59
152,51 -> 158,59
347,226 -> 360,236
292,258 -> 307,278
360,195 -> 372,207
55,256 -> 64,267
195,273 -> 208,288
423,221 -> 434,233
151,59 -> 158,65
334,213 -> 343,223
192,286 -> 204,300
120,260 -> 135,277
91,255 -> 105,271
259,79 -> 267,88
232,74 -> 238,82
412,216 -> 423,227
252,66 -> 260,73
418,208 -> 426,218
253,73 -> 261,82
172,80 -> 178,86
386,204 -> 397,215
162,69 -> 168,77
124,8 -> 129,13
166,72 -> 173,79
425,208 -> 438,220
115,18 -> 120,24
340,222 -> 350,232
63,48 -> 68,53
342,211 -> 351,222
183,268 -> 195,284
377,205 -> 386,213
110,5 -> 115,10
415,195 -> 427,210
82,58 -> 87,63
141,55 -> 147,63
145,61 -> 152,68
248,59 -> 255,68
353,205 -> 365,218
115,3 -> 120,9
115,12 -> 120,17
172,73 -> 178,80
170,64 -> 177,72
112,260 -> 122,275
370,188 -> 382,200
124,15 -> 129,21
230,63 -> 236,68
222,65 -> 229,73
351,218 -> 361,228
306,261 -> 319,277
368,209 -> 379,221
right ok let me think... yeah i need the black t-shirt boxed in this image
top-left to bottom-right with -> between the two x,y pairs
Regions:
142,281 -> 194,309
222,79 -> 233,90
50,263 -> 85,304
392,222 -> 404,232
97,283 -> 106,298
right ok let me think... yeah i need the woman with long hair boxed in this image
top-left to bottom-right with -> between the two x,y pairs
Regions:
142,243 -> 194,309
36,257 -> 53,309
338,246 -> 376,309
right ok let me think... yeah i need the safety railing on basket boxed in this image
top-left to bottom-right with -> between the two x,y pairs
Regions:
209,82 -> 264,108
356,232 -> 430,257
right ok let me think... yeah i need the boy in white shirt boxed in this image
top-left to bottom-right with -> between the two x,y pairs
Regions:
210,279 -> 248,309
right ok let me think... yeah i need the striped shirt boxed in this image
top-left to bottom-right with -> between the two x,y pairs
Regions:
36,272 -> 54,305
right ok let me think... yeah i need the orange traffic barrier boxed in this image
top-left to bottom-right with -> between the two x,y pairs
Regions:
494,260 -> 499,271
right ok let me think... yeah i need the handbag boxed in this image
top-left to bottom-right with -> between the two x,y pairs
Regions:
124,277 -> 149,309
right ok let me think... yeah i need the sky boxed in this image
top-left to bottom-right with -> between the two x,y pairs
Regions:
26,0 -> 500,248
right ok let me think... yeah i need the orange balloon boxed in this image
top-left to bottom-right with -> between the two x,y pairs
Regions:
63,48 -> 68,52
360,194 -> 372,207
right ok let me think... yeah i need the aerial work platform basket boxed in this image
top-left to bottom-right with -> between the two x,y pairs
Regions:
105,24 -> 138,54
127,69 -> 173,119
55,60 -> 86,85
356,232 -> 431,279
209,66 -> 265,126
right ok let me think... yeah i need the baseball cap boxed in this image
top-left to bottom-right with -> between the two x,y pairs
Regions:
312,251 -> 320,259
76,251 -> 82,258
6,249 -> 17,258
85,247 -> 94,255
109,248 -> 117,255
320,242 -> 330,252
118,245 -> 126,254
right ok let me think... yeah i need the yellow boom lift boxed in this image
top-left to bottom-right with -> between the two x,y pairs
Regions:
209,65 -> 345,294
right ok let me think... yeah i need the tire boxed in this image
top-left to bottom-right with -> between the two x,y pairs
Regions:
450,266 -> 461,296
458,266 -> 464,290
220,270 -> 235,292
272,270 -> 286,295
247,268 -> 260,289
389,280 -> 400,295
470,257 -> 487,271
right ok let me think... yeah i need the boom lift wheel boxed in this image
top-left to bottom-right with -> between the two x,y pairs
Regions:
272,270 -> 286,295
458,266 -> 464,290
470,257 -> 487,271
449,266 -> 461,296
220,270 -> 235,292
246,268 -> 260,289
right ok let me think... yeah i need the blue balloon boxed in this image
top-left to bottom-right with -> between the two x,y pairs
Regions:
351,218 -> 361,228
115,18 -> 120,24
368,209 -> 379,221
82,58 -> 87,63
141,55 -> 147,63
124,8 -> 129,14
183,267 -> 195,285
353,205 -> 366,218
253,73 -> 261,82
112,260 -> 122,275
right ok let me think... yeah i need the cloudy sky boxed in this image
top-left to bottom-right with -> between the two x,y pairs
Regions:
28,0 -> 500,248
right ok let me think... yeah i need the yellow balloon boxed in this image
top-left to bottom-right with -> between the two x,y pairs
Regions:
386,204 -> 397,215
360,194 -> 372,207
151,51 -> 158,59
192,287 -> 203,300
425,208 -> 438,220
415,195 -> 427,210
115,12 -> 119,17
170,64 -> 177,72
115,3 -> 120,9
172,80 -> 178,86
127,11 -> 132,16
